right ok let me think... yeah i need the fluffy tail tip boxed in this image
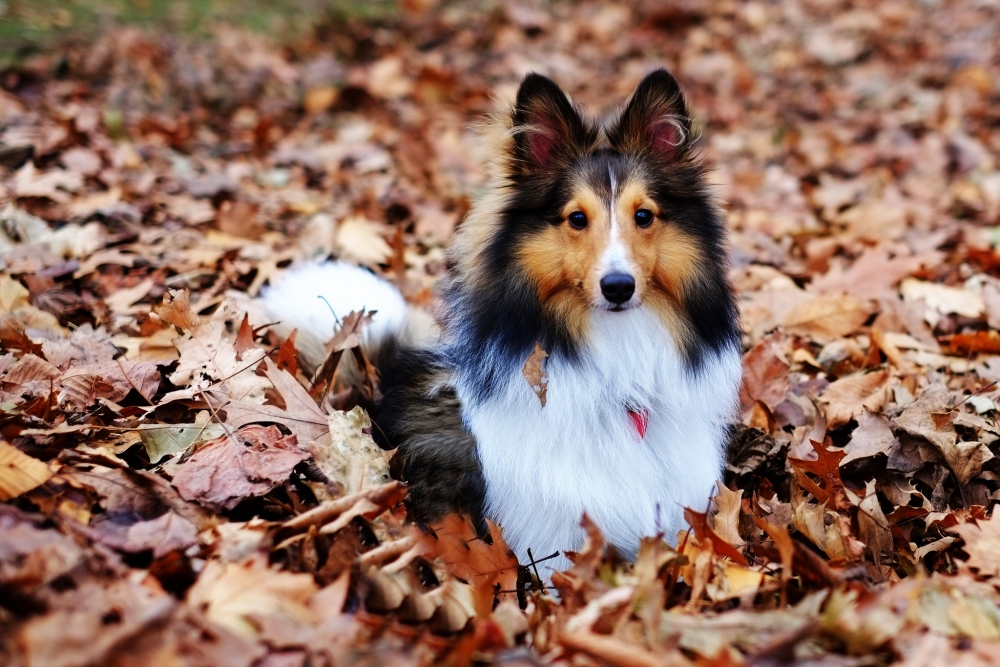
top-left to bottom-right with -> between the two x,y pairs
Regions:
260,262 -> 409,370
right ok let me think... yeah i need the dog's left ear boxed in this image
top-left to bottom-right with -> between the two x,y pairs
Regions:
607,69 -> 692,161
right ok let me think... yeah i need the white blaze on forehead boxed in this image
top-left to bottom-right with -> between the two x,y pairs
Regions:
598,170 -> 635,276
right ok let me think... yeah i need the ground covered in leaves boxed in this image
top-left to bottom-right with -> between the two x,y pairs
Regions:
2,1 -> 1000,665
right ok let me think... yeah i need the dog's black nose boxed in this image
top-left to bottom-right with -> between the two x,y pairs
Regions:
600,273 -> 635,305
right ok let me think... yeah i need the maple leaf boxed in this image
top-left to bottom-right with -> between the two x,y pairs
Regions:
789,440 -> 849,510
422,513 -> 520,616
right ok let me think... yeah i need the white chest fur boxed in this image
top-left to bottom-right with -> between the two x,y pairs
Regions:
458,307 -> 741,575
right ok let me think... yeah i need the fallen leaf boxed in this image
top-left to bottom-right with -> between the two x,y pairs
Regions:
842,411 -> 898,465
140,422 -> 229,464
740,331 -> 790,412
522,341 -> 549,407
819,369 -> 890,429
894,384 -> 994,484
0,441 -> 53,500
900,278 -> 985,327
711,483 -> 745,548
169,425 -> 309,510
949,513 -> 1000,579
224,358 -> 330,446
783,293 -> 872,342
308,406 -> 391,494
187,559 -> 318,638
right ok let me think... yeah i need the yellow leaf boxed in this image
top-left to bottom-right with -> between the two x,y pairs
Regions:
0,440 -> 53,501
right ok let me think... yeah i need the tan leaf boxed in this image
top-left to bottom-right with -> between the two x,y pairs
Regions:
522,341 -> 549,407
901,278 -> 985,326
308,406 -> 391,495
0,441 -> 53,501
819,369 -> 890,429
187,559 -> 318,638
711,482 -> 745,548
783,292 -> 872,342
166,298 -> 269,403
857,480 -> 893,569
949,513 -> 1000,579
156,288 -> 199,332
894,384 -> 994,484
335,216 -> 392,265
842,411 -> 898,465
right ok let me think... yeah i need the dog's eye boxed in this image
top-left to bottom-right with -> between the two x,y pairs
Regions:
635,209 -> 654,227
568,211 -> 588,229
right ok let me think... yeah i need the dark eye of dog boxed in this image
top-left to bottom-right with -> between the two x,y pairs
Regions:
568,211 -> 588,229
635,209 -> 654,227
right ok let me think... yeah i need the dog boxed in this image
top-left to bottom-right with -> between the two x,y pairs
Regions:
262,69 -> 742,574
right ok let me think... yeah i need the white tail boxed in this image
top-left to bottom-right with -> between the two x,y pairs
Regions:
260,262 -> 419,371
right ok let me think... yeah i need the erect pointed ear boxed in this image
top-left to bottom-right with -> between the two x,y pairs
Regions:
607,69 -> 692,160
509,73 -> 593,175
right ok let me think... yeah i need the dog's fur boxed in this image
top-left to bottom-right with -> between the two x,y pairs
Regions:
262,69 -> 742,575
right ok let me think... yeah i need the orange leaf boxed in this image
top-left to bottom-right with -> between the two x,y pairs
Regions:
684,507 -> 748,566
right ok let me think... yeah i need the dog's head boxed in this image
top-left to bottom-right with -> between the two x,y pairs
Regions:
453,69 -> 737,367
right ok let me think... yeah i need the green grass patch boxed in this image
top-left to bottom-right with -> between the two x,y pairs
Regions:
0,0 -> 400,61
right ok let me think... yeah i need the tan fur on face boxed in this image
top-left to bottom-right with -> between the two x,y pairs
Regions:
515,175 -> 706,342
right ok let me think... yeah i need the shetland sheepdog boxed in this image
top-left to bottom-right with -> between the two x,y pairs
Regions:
262,69 -> 742,574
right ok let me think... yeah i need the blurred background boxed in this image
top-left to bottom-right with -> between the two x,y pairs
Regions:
1,0 -> 998,300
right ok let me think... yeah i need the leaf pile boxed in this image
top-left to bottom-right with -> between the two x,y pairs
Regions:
3,1 -> 1000,665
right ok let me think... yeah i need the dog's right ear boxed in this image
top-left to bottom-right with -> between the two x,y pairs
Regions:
509,74 -> 593,175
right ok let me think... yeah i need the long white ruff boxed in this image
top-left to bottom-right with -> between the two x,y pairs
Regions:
459,306 -> 741,575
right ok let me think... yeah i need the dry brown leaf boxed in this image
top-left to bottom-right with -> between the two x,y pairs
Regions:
783,292 -> 873,342
819,369 -> 890,429
0,440 -> 53,501
522,341 -> 549,407
711,483 -> 745,548
225,358 -> 330,446
308,406 -> 391,495
740,331 -> 790,412
894,384 -> 994,485
857,480 -> 893,570
169,425 -> 309,510
842,411 -> 898,465
187,559 -> 318,638
423,514 -> 520,615
948,513 -> 1000,579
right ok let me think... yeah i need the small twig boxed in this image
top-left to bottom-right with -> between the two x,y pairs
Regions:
950,380 -> 999,412
317,295 -> 342,327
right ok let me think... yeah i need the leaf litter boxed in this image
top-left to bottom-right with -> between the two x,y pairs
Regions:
2,1 -> 1000,665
